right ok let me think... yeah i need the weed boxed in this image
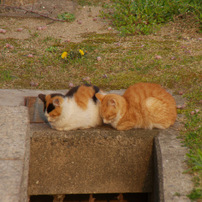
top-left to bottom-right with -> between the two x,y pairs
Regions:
46,46 -> 58,53
187,188 -> 202,200
43,36 -> 55,43
0,69 -> 13,81
78,0 -> 105,6
102,0 -> 202,35
174,192 -> 181,197
57,12 -> 75,22
187,149 -> 202,171
32,32 -> 39,38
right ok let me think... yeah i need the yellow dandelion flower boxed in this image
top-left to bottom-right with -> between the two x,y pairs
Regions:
61,51 -> 68,59
79,49 -> 84,56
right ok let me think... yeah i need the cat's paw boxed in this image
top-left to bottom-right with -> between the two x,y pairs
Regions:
116,122 -> 134,131
54,127 -> 64,131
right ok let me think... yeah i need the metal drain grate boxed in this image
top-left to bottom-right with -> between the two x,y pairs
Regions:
24,96 -> 46,123
30,193 -> 149,202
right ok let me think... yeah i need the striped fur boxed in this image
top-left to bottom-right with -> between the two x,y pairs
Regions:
96,83 -> 177,130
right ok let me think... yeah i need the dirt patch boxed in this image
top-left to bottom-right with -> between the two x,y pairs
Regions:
0,0 -> 114,42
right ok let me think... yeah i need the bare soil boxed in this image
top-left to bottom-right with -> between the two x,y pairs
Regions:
0,0 -> 114,42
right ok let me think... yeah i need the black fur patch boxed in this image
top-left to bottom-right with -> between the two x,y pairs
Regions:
50,93 -> 65,98
47,103 -> 55,113
66,86 -> 80,97
92,85 -> 99,103
43,101 -> 46,112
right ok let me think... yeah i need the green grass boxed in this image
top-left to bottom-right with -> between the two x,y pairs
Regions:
57,12 -> 75,22
102,0 -> 201,35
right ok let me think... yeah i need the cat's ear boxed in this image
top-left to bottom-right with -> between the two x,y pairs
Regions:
108,99 -> 117,107
95,93 -> 105,102
38,94 -> 46,103
52,98 -> 61,107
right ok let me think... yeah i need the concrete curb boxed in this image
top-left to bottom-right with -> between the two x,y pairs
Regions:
0,106 -> 30,202
0,89 -> 193,202
154,131 -> 193,202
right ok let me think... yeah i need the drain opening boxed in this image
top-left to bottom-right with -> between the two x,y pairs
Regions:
25,96 -> 45,123
30,193 -> 149,202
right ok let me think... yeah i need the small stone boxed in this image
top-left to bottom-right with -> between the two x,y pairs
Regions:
184,50 -> 191,54
195,109 -> 199,113
69,82 -> 74,88
190,111 -> 195,115
77,20 -> 82,24
103,74 -> 108,78
97,56 -> 101,61
37,26 -> 47,30
27,54 -> 34,58
30,81 -> 38,87
108,27 -> 112,30
5,43 -> 14,49
181,104 -> 186,109
17,28 -> 23,32
83,77 -> 90,81
155,55 -> 162,59
0,28 -> 6,34
171,56 -> 176,60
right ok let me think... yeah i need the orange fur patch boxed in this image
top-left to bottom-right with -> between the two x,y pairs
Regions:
45,95 -> 64,117
95,93 -> 104,102
74,85 -> 95,110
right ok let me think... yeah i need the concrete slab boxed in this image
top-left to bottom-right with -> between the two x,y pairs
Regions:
0,160 -> 24,201
0,106 -> 30,202
0,89 -> 67,107
29,124 -> 158,195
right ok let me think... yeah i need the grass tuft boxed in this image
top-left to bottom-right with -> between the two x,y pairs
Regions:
102,0 -> 202,35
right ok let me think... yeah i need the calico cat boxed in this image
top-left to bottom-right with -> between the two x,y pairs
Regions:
96,82 -> 177,130
38,84 -> 102,131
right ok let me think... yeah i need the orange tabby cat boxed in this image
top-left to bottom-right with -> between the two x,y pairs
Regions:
96,83 -> 177,130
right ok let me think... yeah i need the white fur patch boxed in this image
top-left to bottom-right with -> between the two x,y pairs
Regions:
47,97 -> 102,131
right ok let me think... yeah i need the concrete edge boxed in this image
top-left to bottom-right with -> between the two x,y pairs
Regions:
154,130 -> 193,202
0,106 -> 30,202
20,108 -> 30,202
153,136 -> 164,202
